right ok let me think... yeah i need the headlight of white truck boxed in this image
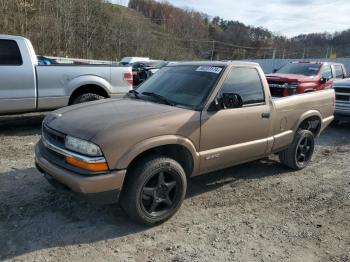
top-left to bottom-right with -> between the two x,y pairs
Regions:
65,136 -> 102,156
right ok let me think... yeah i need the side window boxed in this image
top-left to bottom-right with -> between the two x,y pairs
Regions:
321,65 -> 333,80
0,40 -> 23,66
220,67 -> 265,105
334,65 -> 344,79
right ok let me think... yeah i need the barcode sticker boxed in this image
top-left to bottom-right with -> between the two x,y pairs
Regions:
196,66 -> 222,74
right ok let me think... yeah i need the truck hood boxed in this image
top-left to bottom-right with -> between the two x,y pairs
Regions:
332,78 -> 350,87
44,98 -> 183,141
266,73 -> 319,82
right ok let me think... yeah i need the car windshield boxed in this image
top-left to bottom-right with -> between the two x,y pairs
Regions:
276,63 -> 321,76
134,65 -> 224,110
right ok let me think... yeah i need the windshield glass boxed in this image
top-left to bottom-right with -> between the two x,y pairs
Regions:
135,65 -> 224,109
276,63 -> 321,76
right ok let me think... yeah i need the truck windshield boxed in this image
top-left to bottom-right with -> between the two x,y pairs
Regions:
135,65 -> 224,110
276,63 -> 321,76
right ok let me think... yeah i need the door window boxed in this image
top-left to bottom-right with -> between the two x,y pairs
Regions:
220,67 -> 265,105
321,65 -> 333,80
0,40 -> 23,65
334,65 -> 344,78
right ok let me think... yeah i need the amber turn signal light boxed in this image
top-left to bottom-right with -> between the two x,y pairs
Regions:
65,156 -> 109,172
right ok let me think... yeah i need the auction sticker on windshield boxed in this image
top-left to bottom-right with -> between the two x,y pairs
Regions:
196,66 -> 223,74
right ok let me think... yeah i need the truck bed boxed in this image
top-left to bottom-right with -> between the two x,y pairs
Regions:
270,89 -> 335,152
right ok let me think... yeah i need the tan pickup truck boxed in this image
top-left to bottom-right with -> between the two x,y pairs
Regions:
35,61 -> 335,225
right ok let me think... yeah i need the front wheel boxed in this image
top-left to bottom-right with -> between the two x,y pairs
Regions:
279,129 -> 315,170
119,156 -> 187,226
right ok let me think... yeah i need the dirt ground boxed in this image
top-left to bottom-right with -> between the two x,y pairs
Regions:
0,113 -> 349,262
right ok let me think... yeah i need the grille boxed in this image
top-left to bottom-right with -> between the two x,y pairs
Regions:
268,80 -> 286,84
40,141 -> 65,162
270,88 -> 284,97
336,95 -> 350,101
334,87 -> 350,94
42,125 -> 66,148
268,80 -> 288,97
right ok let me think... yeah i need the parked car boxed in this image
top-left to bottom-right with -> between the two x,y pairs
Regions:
266,61 -> 347,97
132,60 -> 168,86
35,61 -> 335,225
120,57 -> 150,65
332,78 -> 350,122
0,35 -> 133,115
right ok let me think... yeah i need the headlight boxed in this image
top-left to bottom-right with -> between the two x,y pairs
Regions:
65,136 -> 102,156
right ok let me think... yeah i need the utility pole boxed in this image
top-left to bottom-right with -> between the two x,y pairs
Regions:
272,48 -> 276,60
210,40 -> 215,61
329,47 -> 333,59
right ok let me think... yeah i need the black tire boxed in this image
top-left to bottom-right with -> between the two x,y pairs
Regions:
72,93 -> 105,105
279,129 -> 315,170
119,156 -> 187,226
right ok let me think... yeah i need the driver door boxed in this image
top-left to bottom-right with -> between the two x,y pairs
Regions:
319,64 -> 334,90
199,67 -> 271,174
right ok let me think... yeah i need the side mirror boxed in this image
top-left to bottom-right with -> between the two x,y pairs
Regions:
208,93 -> 243,111
272,68 -> 278,73
320,77 -> 327,84
208,97 -> 223,111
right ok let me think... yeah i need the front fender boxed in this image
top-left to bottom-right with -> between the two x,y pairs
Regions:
116,135 -> 200,176
67,75 -> 112,96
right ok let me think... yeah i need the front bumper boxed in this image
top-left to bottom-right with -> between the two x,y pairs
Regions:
35,142 -> 126,204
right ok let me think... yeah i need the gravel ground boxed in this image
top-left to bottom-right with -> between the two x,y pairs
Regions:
0,113 -> 349,262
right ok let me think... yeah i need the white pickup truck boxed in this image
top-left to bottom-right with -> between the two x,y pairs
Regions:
0,35 -> 133,115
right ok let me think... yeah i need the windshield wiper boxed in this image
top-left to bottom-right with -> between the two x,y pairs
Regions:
127,89 -> 140,99
141,92 -> 176,106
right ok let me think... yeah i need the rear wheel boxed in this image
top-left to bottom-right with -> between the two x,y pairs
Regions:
72,93 -> 105,105
120,156 -> 187,226
279,129 -> 315,170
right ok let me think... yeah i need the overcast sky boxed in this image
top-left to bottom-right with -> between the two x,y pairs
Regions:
111,0 -> 350,37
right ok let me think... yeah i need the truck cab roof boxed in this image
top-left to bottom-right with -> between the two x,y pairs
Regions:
291,61 -> 343,66
0,34 -> 29,41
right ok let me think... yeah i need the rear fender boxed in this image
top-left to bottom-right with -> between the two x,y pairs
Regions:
67,75 -> 111,96
294,110 -> 322,135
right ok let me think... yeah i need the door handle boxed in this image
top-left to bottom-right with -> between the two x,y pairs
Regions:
261,112 -> 270,119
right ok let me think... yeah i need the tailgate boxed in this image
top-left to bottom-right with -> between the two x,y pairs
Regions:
110,66 -> 133,94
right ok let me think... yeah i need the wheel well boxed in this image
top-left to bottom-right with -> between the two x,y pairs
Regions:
69,85 -> 109,105
127,145 -> 194,177
298,116 -> 321,136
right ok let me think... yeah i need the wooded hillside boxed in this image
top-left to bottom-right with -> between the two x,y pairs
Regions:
0,0 -> 349,60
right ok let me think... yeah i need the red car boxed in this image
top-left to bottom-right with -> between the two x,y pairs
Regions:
266,61 -> 347,97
